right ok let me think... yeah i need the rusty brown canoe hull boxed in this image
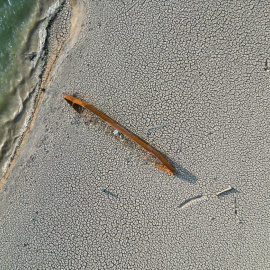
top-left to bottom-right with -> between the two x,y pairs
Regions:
64,94 -> 175,175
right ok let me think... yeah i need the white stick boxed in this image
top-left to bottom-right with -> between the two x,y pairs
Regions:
216,185 -> 233,196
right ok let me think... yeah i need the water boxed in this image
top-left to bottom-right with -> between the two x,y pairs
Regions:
0,0 -> 61,178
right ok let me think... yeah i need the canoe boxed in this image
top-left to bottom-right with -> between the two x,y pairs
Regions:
64,94 -> 175,175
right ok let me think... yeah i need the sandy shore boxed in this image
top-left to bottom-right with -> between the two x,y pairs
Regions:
0,0 -> 77,191
0,0 -> 269,269
0,0 -> 66,181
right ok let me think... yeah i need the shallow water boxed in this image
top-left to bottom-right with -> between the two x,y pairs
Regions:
0,0 -> 61,178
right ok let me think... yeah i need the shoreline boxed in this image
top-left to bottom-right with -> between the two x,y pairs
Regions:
0,1 -> 269,268
0,0 -> 84,192
0,0 -> 61,180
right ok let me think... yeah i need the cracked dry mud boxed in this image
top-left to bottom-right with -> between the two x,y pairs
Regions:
0,0 -> 269,269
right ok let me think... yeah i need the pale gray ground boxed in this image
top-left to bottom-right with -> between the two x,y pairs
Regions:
0,0 -> 269,269
41,0 -> 72,89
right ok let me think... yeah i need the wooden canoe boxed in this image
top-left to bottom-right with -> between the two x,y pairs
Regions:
64,94 -> 175,175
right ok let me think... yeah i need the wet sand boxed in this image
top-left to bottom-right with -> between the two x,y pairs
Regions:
0,0 -> 74,190
0,0 -> 269,269
0,0 -> 62,180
